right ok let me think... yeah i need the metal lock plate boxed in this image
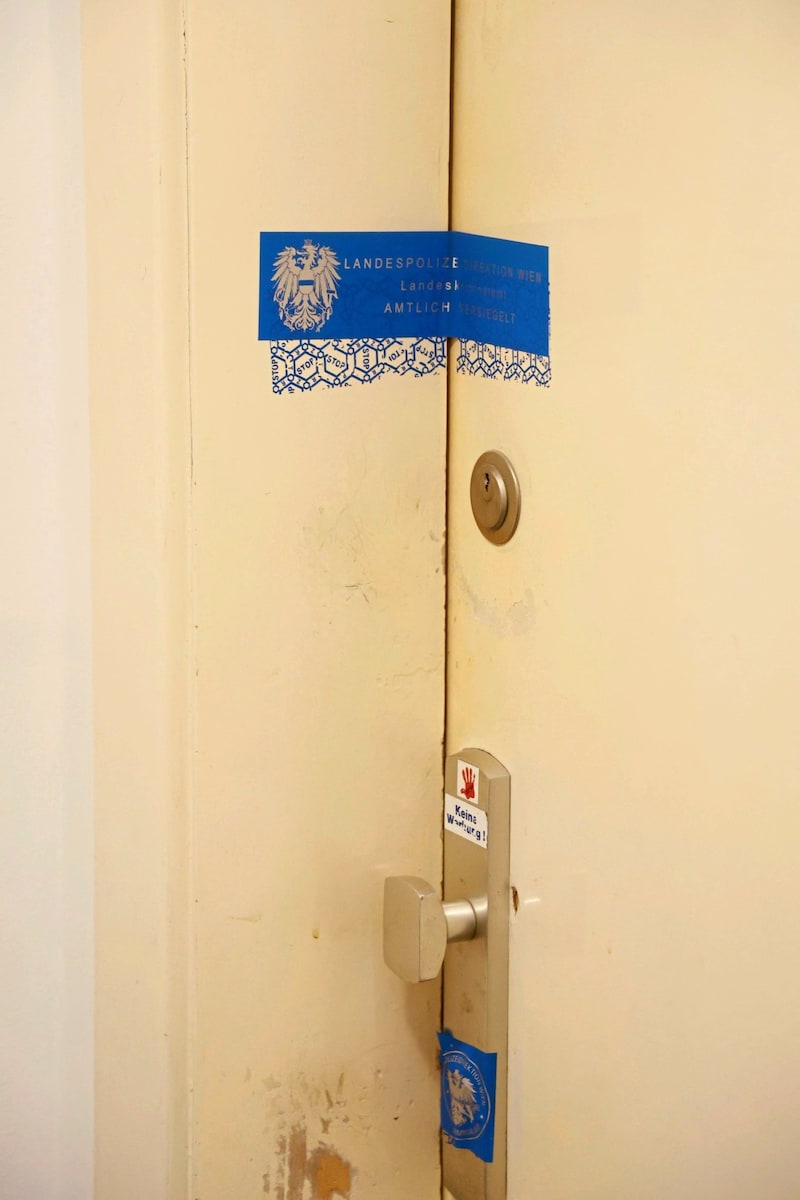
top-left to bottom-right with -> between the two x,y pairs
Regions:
443,750 -> 510,1200
382,750 -> 511,1199
469,451 -> 521,545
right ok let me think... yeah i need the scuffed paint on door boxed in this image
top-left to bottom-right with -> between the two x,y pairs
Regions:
266,1121 -> 353,1200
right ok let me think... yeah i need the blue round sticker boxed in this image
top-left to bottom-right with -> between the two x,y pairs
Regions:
440,1048 -> 492,1141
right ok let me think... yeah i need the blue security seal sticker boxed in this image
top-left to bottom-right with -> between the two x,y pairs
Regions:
437,1029 -> 498,1164
260,231 -> 457,343
259,230 -> 549,356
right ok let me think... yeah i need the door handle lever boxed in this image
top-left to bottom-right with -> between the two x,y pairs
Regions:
383,875 -> 488,983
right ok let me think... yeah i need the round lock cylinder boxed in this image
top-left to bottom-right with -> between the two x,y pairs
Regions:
469,450 -> 521,544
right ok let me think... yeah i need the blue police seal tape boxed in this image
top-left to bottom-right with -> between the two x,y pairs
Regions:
258,230 -> 549,378
437,1029 -> 498,1164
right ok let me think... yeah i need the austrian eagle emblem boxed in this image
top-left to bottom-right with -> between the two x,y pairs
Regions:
446,1068 -> 479,1127
271,239 -> 341,333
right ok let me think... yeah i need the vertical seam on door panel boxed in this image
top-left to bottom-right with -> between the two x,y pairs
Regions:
441,3 -> 458,1198
180,3 -> 196,1195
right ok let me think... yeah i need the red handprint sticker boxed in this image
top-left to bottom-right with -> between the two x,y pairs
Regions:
460,766 -> 476,801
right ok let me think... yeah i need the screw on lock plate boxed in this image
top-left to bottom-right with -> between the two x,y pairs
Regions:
469,450 -> 521,544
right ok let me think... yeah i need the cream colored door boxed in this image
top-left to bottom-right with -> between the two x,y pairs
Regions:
449,2 -> 800,1197
83,3 -> 449,1197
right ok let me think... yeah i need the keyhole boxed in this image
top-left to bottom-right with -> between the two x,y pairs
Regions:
470,451 -> 520,544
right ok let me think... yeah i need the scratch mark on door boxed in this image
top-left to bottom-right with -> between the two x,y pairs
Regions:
274,1133 -> 286,1200
286,1124 -> 307,1200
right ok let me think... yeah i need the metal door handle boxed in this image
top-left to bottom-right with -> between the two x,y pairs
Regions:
383,876 -> 488,983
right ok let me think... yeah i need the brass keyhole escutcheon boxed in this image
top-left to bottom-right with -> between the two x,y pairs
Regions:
469,450 -> 521,544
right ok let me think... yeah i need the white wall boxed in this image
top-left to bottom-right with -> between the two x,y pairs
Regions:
0,1 -> 93,1196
